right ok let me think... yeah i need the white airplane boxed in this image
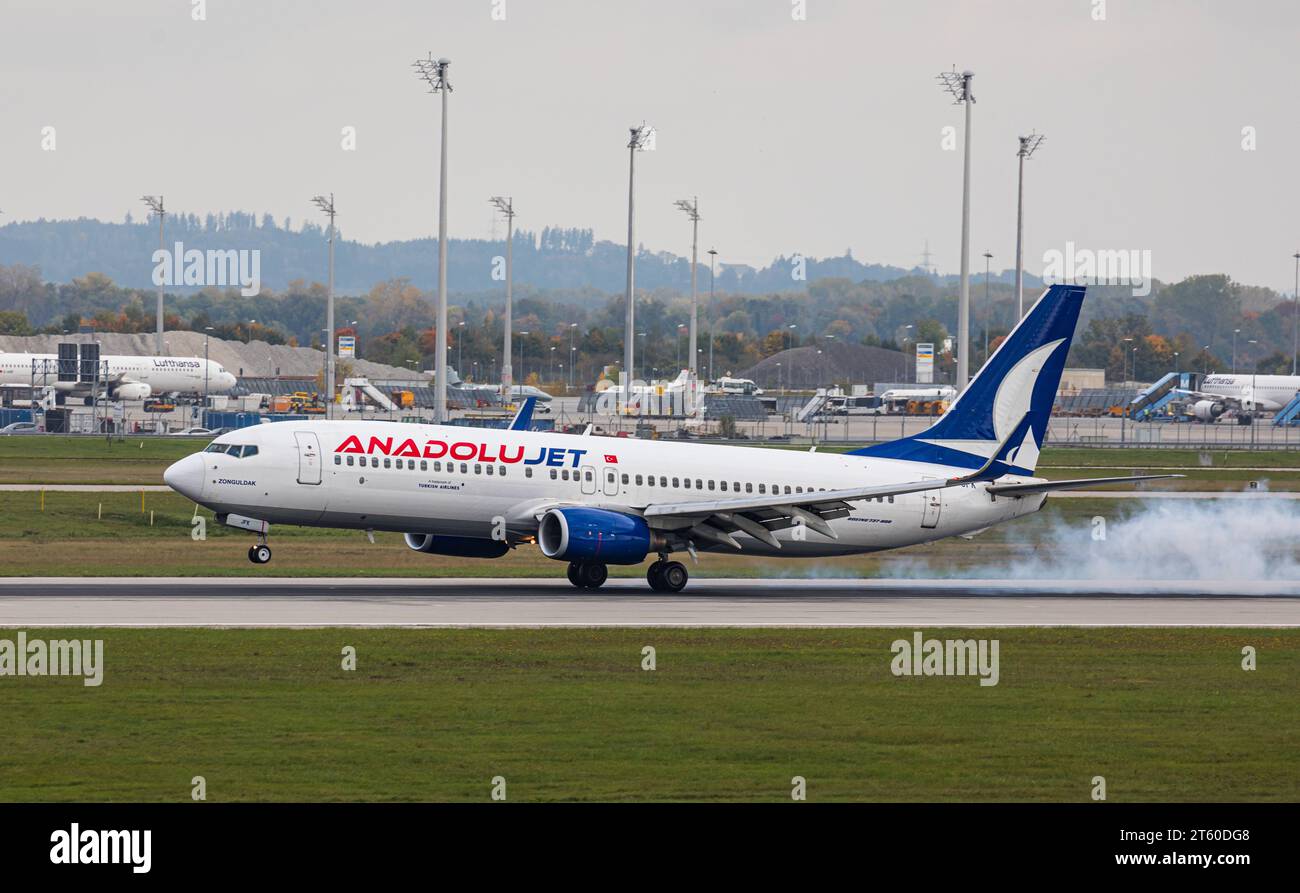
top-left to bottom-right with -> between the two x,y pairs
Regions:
164,285 -> 1175,592
0,352 -> 237,401
1177,373 -> 1300,420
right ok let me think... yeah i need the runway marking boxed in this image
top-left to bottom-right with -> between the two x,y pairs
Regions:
0,578 -> 1295,627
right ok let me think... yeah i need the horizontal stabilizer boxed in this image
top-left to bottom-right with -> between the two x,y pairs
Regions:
985,474 -> 1183,497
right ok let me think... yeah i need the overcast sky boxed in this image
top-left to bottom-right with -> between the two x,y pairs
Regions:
2,0 -> 1298,291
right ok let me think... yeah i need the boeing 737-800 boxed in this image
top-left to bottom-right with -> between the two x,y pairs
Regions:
163,285 -> 1175,591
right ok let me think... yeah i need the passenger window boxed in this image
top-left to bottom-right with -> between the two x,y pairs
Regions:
733,482 -> 740,492
475,464 -> 482,475
486,465 -> 494,475
371,457 -> 379,468
696,479 -> 703,489
408,459 -> 416,470
795,486 -> 803,493
525,468 -> 533,478
708,480 -> 715,491
647,476 -> 655,487
586,471 -> 594,482
334,455 -> 341,465
672,477 -> 679,488
382,458 -> 390,468
550,469 -> 557,480
635,475 -> 643,485
745,483 -> 753,493
420,460 -> 427,471
720,481 -> 728,492
347,455 -> 354,466
460,463 -> 468,473
621,473 -> 629,484
888,496 -> 894,503
562,469 -> 569,481
684,478 -> 691,489
784,485 -> 791,494
659,476 -> 667,487
434,461 -> 442,471
759,484 -> 766,494
500,467 -> 507,477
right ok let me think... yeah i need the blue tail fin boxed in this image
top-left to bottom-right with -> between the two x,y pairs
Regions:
850,284 -> 1086,474
509,396 -> 537,431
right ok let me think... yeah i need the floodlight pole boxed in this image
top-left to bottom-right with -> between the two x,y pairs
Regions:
312,193 -> 337,418
1015,132 -> 1044,320
414,54 -> 452,423
490,197 -> 516,401
938,68 -> 975,391
675,197 -> 700,375
624,124 -> 653,398
141,195 -> 166,355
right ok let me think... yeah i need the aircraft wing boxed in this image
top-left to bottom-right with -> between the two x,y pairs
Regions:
983,474 -> 1183,496
639,416 -> 1035,548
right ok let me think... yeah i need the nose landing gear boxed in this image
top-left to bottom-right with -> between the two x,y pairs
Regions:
647,559 -> 688,593
247,538 -> 272,564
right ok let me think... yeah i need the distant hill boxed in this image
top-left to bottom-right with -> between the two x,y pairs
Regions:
0,213 -> 1002,295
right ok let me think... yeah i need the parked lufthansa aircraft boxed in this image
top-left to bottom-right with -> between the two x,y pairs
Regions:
0,352 -> 237,401
164,285 -> 1175,591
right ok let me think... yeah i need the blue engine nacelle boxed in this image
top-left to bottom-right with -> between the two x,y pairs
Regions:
404,532 -> 510,559
537,507 -> 658,565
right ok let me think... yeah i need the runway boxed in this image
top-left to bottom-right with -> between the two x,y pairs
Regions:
0,577 -> 1296,627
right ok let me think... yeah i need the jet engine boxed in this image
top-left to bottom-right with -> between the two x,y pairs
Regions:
1192,399 -> 1225,422
537,507 -> 663,565
403,532 -> 509,559
113,382 -> 153,401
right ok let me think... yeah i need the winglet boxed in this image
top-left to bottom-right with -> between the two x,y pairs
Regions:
508,397 -> 537,431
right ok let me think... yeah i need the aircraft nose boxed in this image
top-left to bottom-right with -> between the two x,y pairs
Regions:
164,453 -> 205,501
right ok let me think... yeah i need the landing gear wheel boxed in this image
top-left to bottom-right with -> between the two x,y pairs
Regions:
576,562 -> 608,590
659,560 -> 688,593
567,562 -> 582,587
248,544 -> 272,564
647,561 -> 666,591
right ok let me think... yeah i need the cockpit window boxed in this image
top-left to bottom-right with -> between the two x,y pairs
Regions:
205,443 -> 257,458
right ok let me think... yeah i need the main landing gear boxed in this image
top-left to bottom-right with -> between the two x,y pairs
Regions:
567,561 -> 608,590
647,559 -> 688,593
564,558 -> 690,592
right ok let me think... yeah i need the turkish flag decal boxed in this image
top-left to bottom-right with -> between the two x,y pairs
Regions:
604,454 -> 618,464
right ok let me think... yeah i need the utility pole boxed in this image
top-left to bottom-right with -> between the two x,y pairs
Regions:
624,124 -> 654,399
982,251 -> 993,364
1014,132 -> 1045,320
490,196 -> 515,400
707,248 -> 717,381
1292,251 -> 1299,375
937,68 -> 975,391
311,193 -> 337,418
140,196 -> 166,354
414,54 -> 452,423
674,197 -> 700,374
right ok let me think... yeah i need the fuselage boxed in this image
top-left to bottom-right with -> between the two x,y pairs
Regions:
167,419 -> 1048,558
1200,374 -> 1300,412
0,353 -> 236,396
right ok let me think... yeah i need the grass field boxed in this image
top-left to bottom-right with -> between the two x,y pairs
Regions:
0,489 -> 1125,577
0,627 -> 1293,802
